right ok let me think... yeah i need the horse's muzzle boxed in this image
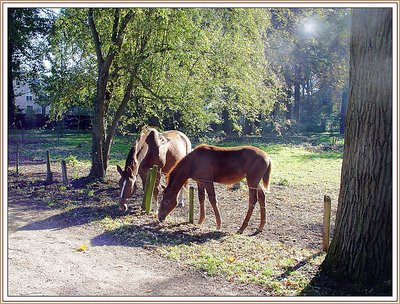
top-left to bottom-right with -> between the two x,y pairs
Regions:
157,214 -> 165,223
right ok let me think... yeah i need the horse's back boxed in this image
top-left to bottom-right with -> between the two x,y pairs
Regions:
161,130 -> 192,173
190,144 -> 271,184
162,130 -> 192,156
194,144 -> 269,163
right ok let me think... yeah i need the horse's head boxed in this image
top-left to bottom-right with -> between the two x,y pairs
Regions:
117,165 -> 138,212
158,189 -> 178,223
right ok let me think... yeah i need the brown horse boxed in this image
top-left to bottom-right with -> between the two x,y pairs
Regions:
117,127 -> 191,212
158,144 -> 272,233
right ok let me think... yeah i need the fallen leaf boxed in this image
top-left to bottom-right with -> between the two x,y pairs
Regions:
77,245 -> 88,252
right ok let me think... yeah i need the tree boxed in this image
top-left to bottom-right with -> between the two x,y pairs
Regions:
48,8 -> 276,180
8,8 -> 53,127
265,8 -> 350,134
320,8 -> 392,289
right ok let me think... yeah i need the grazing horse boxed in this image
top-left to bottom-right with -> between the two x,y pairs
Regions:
158,144 -> 272,233
117,127 -> 191,212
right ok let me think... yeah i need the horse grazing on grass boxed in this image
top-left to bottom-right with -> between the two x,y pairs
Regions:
158,144 -> 272,234
117,127 -> 191,212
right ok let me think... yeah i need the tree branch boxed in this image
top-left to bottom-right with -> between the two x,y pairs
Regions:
111,8 -> 120,43
88,9 -> 104,66
117,10 -> 134,46
133,73 -> 174,101
104,75 -> 135,163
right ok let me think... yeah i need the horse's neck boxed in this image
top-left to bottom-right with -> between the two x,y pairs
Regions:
168,159 -> 190,194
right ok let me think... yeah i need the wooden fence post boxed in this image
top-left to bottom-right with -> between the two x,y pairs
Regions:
189,186 -> 194,224
323,195 -> 332,252
46,150 -> 53,184
142,165 -> 158,214
61,160 -> 68,186
16,144 -> 19,175
141,170 -> 152,211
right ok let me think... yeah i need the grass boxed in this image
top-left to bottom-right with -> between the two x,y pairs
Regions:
217,139 -> 342,188
9,130 -> 342,188
157,234 -> 325,296
265,144 -> 342,188
8,129 -> 344,296
8,129 -> 135,167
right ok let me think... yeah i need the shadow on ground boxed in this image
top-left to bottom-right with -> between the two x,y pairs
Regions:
91,222 -> 227,248
18,204 -> 124,231
299,271 -> 392,296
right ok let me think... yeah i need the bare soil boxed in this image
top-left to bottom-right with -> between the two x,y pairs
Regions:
6,156 -> 340,297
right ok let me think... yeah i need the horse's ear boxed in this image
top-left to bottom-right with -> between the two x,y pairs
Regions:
126,166 -> 133,177
117,165 -> 123,176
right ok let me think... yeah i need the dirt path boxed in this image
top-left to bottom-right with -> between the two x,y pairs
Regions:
7,195 -> 266,297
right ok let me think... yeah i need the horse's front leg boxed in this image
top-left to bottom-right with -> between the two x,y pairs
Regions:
205,182 -> 222,230
238,188 -> 257,234
177,180 -> 188,208
197,182 -> 206,225
139,170 -> 147,193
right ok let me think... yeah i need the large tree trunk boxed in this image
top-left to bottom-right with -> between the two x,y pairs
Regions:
89,70 -> 108,179
87,9 -> 133,180
321,8 -> 392,288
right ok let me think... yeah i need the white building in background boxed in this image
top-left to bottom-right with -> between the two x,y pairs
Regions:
15,82 -> 49,115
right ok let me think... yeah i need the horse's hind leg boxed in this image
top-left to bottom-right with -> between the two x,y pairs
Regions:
197,182 -> 206,225
238,188 -> 257,234
205,183 -> 222,229
257,187 -> 266,233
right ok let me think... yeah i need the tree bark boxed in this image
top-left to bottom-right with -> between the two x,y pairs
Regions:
321,8 -> 392,288
103,80 -> 135,172
89,68 -> 108,179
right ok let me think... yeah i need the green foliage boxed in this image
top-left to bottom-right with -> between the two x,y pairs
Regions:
8,8 -> 54,76
46,8 -> 279,137
265,8 -> 350,134
65,155 -> 79,166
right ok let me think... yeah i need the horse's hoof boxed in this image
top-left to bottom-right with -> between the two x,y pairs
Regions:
120,204 -> 128,213
236,229 -> 244,234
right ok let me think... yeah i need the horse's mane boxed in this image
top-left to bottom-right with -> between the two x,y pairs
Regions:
124,146 -> 136,171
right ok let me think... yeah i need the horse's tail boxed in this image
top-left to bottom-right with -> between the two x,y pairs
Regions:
262,157 -> 272,193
